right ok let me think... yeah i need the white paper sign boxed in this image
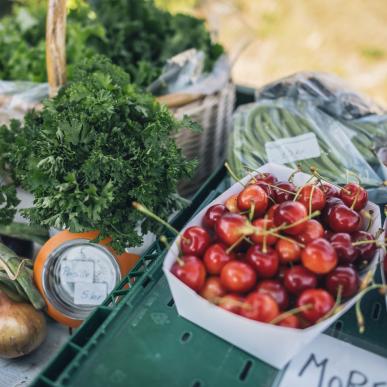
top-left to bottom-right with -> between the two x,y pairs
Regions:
74,282 -> 107,305
61,260 -> 94,283
265,133 -> 321,164
278,334 -> 387,387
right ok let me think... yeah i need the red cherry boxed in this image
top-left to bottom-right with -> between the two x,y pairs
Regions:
351,231 -> 377,264
325,266 -> 359,298
246,245 -> 279,278
330,233 -> 359,264
284,266 -> 318,294
321,197 -> 344,226
277,265 -> 287,281
217,294 -> 245,315
297,289 -> 335,323
273,201 -> 308,235
297,185 -> 326,212
320,184 -> 340,198
301,238 -> 338,274
267,204 -> 279,221
220,261 -> 257,293
276,238 -> 301,263
328,204 -> 361,233
215,213 -> 251,246
240,292 -> 280,322
200,277 -> 226,301
255,172 -> 278,185
171,255 -> 206,292
254,181 -> 274,200
203,243 -> 235,275
181,226 -> 211,257
251,218 -> 277,245
297,220 -> 324,244
256,279 -> 289,310
237,185 -> 268,216
225,194 -> 239,213
340,183 -> 368,211
273,182 -> 296,203
277,314 -> 300,328
203,204 -> 227,229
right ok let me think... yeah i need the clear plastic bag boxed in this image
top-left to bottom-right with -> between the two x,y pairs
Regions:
255,72 -> 387,169
228,98 -> 383,187
0,81 -> 48,125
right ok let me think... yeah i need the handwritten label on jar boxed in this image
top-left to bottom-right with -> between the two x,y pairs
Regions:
73,283 -> 107,305
278,334 -> 387,387
61,260 -> 94,283
265,133 -> 321,164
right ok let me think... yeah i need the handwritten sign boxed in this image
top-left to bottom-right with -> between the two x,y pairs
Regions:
278,334 -> 387,387
73,282 -> 107,305
61,260 -> 94,283
265,133 -> 321,164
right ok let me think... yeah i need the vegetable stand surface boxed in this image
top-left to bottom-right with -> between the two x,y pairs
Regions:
31,162 -> 387,387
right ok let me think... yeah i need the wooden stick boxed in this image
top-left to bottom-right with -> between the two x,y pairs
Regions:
46,0 -> 67,97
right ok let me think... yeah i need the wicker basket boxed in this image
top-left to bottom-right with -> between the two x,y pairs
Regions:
12,0 -> 235,196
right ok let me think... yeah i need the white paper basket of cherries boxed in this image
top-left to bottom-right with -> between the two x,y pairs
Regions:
135,163 -> 384,369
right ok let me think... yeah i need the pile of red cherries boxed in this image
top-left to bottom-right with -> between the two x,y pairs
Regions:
171,171 -> 379,329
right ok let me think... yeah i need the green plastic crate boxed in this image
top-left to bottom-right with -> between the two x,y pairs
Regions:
31,164 -> 387,387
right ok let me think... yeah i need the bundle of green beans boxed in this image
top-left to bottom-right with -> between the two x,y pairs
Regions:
228,100 -> 383,187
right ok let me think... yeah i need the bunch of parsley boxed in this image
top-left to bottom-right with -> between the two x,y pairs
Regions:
0,56 -> 196,252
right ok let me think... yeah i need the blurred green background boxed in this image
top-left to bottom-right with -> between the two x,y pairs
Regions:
158,0 -> 387,106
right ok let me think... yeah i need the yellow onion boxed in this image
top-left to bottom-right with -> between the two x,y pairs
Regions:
0,291 -> 47,358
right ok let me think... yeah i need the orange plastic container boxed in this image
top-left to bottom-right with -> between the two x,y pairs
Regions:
34,230 -> 139,327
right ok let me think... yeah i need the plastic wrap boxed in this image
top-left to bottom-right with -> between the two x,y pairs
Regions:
255,72 -> 387,168
228,98 -> 383,187
0,81 -> 48,125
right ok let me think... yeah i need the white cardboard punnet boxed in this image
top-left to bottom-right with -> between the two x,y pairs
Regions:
163,163 -> 382,369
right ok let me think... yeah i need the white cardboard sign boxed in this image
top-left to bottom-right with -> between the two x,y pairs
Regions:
74,282 -> 107,305
265,133 -> 321,164
61,260 -> 94,283
163,163 -> 382,369
278,334 -> 387,387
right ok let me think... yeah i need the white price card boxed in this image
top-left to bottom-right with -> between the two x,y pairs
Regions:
74,282 -> 108,306
265,133 -> 321,164
61,260 -> 94,283
277,334 -> 387,387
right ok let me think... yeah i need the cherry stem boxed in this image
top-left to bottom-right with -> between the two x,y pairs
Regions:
268,231 -> 305,248
288,165 -> 302,184
265,183 -> 296,196
352,239 -> 383,247
317,285 -> 343,323
312,170 -> 350,194
225,162 -> 245,187
249,201 -> 255,222
212,297 -> 252,311
309,184 -> 315,216
270,303 -> 313,325
262,215 -> 268,254
293,176 -> 317,202
271,210 -> 321,234
226,235 -> 245,255
133,202 -> 180,237
356,284 -> 387,334
350,185 -> 361,210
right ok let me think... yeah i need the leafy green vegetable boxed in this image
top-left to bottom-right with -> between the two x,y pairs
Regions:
0,0 -> 223,87
0,0 -> 104,82
0,56 -> 196,252
0,185 -> 19,226
93,0 -> 224,88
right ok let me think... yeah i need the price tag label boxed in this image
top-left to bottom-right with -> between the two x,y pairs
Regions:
278,334 -> 387,387
73,282 -> 108,306
61,260 -> 94,283
265,133 -> 321,164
